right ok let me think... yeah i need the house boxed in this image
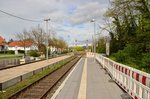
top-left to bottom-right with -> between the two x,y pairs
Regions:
8,40 -> 37,51
0,36 -> 6,51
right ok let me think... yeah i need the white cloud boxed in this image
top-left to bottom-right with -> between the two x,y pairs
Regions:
0,0 -> 109,45
69,2 -> 108,25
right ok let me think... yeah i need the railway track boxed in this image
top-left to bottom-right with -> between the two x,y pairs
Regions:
8,55 -> 81,99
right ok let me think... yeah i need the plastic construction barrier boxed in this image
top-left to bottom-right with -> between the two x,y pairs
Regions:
95,53 -> 150,99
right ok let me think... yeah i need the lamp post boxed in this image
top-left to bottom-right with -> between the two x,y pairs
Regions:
67,35 -> 70,54
90,19 -> 96,55
44,18 -> 50,61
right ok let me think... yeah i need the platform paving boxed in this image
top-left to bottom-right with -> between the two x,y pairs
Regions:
54,58 -> 85,99
87,58 -> 124,99
52,57 -> 124,99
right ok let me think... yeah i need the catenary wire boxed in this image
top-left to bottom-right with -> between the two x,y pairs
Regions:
0,9 -> 42,22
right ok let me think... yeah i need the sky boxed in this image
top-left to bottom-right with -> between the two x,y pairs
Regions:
0,0 -> 110,46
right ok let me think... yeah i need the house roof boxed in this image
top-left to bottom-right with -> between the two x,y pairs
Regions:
8,41 -> 33,47
0,36 -> 5,46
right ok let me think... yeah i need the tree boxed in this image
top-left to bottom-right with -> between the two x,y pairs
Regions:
96,37 -> 106,53
8,38 -> 14,44
16,30 -> 30,56
29,27 -> 68,55
29,27 -> 47,55
48,37 -> 68,54
104,0 -> 150,72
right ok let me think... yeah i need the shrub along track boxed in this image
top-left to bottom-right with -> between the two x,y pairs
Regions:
9,55 -> 81,99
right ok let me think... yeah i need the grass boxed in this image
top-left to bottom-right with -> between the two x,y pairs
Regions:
0,56 -> 75,99
0,54 -> 23,60
108,56 -> 117,61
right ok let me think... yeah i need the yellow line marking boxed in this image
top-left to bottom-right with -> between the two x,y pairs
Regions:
77,58 -> 87,99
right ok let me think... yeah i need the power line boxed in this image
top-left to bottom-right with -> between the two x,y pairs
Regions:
0,9 -> 42,22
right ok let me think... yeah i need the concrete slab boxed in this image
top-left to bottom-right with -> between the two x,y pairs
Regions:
42,66 -> 49,70
121,93 -> 132,99
52,57 -> 125,99
87,58 -> 124,99
33,68 -> 43,74
21,71 -> 34,80
0,76 -> 21,90
55,58 -> 85,99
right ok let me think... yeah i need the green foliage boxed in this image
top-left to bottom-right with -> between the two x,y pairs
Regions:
141,53 -> 150,73
49,38 -> 68,49
96,38 -> 106,53
7,50 -> 15,54
29,50 -> 40,57
105,0 -> 150,73
72,46 -> 85,51
0,50 -> 14,54
111,44 -> 143,69
97,47 -> 105,53
18,50 -> 25,54
112,50 -> 127,63
61,50 -> 68,54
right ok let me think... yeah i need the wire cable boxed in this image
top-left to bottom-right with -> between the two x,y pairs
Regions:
0,9 -> 42,22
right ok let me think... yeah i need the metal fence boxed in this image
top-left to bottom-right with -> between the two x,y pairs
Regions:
0,58 -> 20,67
95,53 -> 150,99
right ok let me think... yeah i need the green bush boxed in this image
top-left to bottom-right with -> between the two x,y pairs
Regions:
7,50 -> 15,54
110,44 -> 150,73
119,44 -> 139,57
112,44 -> 139,62
0,50 -> 15,54
29,50 -> 40,57
112,50 -> 127,63
61,50 -> 68,54
0,50 -> 5,54
18,50 -> 25,54
73,46 -> 85,51
141,53 -> 150,73
97,47 -> 106,53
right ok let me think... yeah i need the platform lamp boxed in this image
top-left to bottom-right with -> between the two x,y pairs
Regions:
90,19 -> 96,57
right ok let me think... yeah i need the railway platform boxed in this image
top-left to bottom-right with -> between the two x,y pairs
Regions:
51,55 -> 125,99
0,55 -> 70,90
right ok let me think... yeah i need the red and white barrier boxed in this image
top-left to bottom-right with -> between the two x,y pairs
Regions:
96,54 -> 150,99
86,52 -> 94,58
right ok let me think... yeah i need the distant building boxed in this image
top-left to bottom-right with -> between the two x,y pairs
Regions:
69,43 -> 92,47
0,36 -> 6,51
8,41 -> 37,51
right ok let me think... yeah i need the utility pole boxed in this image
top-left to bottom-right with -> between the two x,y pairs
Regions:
86,40 -> 88,49
94,21 -> 96,54
92,35 -> 94,52
67,35 -> 70,54
90,19 -> 96,54
44,18 -> 50,61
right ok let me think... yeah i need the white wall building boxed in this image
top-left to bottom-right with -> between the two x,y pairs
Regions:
8,41 -> 37,51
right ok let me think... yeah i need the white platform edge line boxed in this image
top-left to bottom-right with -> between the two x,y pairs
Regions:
50,58 -> 83,99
